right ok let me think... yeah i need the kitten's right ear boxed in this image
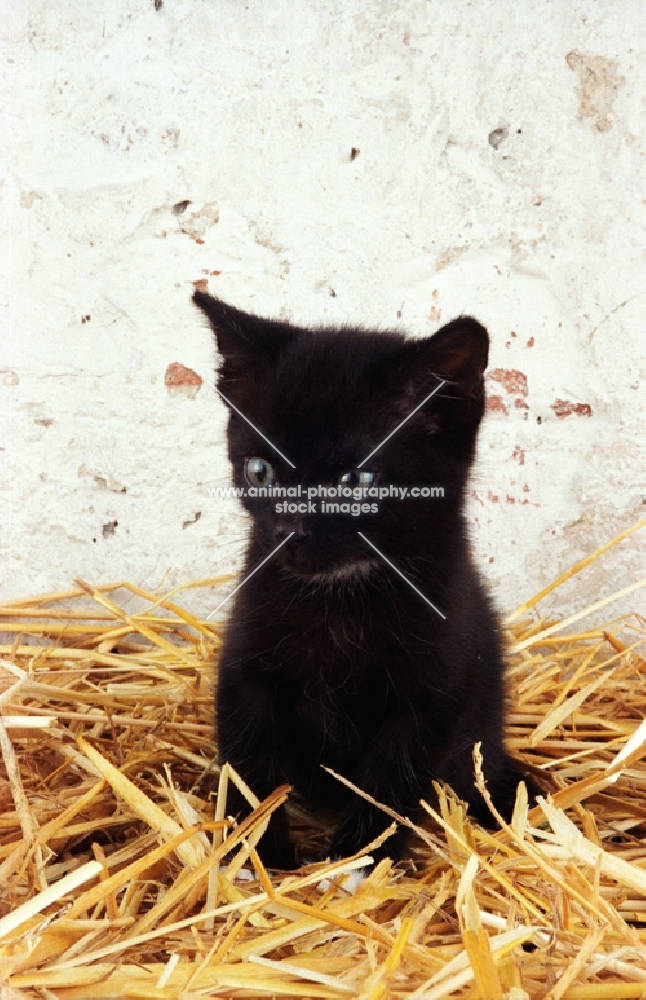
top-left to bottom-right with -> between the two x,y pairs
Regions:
193,291 -> 295,364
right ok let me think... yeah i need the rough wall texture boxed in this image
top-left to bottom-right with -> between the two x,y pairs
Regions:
2,1 -> 645,621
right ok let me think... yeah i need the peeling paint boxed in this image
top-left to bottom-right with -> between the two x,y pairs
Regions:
20,190 -> 41,209
488,126 -> 508,150
78,466 -> 127,493
566,50 -> 625,133
180,201 -> 219,241
435,246 -> 469,270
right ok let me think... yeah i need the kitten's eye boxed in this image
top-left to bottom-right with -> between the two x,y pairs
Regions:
244,457 -> 275,488
339,470 -> 378,487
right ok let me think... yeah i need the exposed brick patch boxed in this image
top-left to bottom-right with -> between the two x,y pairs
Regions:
165,362 -> 203,399
486,394 -> 509,415
550,399 -> 593,418
489,368 -> 528,396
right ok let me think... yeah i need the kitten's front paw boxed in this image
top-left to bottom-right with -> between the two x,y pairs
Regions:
308,857 -> 373,894
319,866 -> 371,894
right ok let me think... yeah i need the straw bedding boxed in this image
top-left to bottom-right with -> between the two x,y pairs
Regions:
0,520 -> 644,999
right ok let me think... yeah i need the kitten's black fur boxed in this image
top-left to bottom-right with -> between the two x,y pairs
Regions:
194,291 -> 527,868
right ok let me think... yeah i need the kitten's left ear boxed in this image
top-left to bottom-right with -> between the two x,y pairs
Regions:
392,316 -> 489,427
418,316 -> 489,385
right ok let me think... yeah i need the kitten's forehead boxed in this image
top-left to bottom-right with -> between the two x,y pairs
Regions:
275,329 -> 401,412
285,328 -> 391,368
267,331 -> 399,466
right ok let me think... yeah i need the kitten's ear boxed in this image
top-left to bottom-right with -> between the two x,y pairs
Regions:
421,316 -> 489,384
193,290 -> 295,364
393,317 -> 489,427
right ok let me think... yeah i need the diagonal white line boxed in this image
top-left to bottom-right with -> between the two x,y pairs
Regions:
206,533 -> 295,620
357,532 -> 446,620
205,379 -> 296,469
357,379 -> 446,468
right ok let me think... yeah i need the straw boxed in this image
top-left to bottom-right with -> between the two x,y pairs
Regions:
0,521 -> 644,997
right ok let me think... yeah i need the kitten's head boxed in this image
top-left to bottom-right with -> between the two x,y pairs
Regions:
195,291 -> 489,582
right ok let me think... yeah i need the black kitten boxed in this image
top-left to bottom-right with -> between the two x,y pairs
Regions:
195,290 -> 527,868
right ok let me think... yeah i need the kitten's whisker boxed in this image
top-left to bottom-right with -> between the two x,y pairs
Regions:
357,532 -> 446,620
206,532 -> 295,619
356,379 -> 446,467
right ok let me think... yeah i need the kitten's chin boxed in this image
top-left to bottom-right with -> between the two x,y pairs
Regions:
284,559 -> 376,586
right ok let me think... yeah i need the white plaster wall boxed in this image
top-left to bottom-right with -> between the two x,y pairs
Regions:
1,1 -> 645,621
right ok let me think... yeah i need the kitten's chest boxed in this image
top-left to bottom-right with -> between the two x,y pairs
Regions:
258,583 -> 429,690
278,607 -> 400,738
281,600 -> 376,680
290,648 -> 376,758
238,579 -> 436,726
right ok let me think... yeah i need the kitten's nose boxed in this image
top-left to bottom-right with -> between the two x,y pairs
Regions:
275,517 -> 311,545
